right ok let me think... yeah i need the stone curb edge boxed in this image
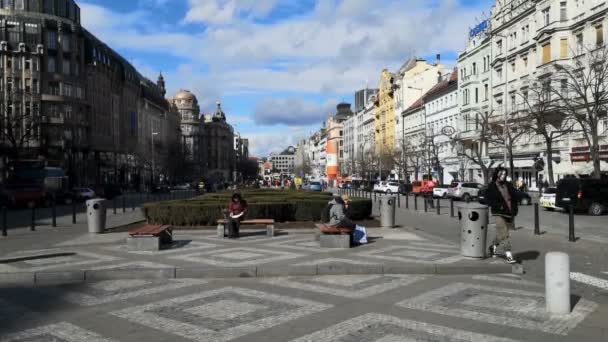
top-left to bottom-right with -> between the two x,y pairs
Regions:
0,262 -> 520,285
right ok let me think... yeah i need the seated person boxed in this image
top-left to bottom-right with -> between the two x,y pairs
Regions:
328,193 -> 355,232
226,193 -> 248,238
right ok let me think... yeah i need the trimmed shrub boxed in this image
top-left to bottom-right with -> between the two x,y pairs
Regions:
143,189 -> 371,225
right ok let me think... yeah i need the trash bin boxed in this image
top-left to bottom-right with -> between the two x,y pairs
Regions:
380,195 -> 396,228
457,203 -> 489,258
86,198 -> 106,234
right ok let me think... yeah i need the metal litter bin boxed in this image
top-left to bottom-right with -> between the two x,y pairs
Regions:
380,195 -> 396,228
86,198 -> 106,234
458,203 -> 489,258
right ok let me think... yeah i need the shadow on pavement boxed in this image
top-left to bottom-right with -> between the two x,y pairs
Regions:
516,250 -> 540,261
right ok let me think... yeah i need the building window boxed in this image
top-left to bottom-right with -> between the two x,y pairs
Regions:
3,0 -> 12,9
511,61 -> 515,73
47,31 -> 57,50
47,56 -> 56,73
576,32 -> 584,54
542,8 -> 550,26
542,43 -> 551,64
561,79 -> 568,96
497,40 -> 503,54
472,62 -> 477,75
33,79 -> 38,93
49,81 -> 59,95
560,38 -> 568,58
596,25 -> 604,47
15,0 -> 23,10
511,94 -> 516,110
62,60 -> 70,75
523,56 -> 528,69
497,68 -> 503,80
475,88 -> 479,103
484,84 -> 489,101
61,33 -> 70,52
560,2 -> 567,21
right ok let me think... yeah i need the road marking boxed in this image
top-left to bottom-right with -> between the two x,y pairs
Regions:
570,272 -> 608,290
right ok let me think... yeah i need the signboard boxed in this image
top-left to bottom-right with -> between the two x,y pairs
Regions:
469,20 -> 489,38
441,125 -> 456,137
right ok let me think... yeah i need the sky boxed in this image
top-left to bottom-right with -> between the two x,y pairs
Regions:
78,0 -> 494,157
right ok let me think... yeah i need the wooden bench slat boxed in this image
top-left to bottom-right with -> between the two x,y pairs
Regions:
129,225 -> 171,237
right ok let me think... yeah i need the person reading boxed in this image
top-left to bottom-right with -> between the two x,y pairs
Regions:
226,193 -> 248,238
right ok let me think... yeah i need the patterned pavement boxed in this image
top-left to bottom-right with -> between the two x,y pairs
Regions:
0,273 -> 604,341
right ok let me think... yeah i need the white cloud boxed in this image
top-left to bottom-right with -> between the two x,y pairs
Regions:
253,97 -> 337,126
184,0 -> 278,24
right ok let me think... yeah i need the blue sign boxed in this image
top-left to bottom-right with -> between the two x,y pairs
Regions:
469,20 -> 489,38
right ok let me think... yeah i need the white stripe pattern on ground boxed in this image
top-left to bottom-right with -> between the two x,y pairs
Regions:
289,313 -> 522,342
570,272 -> 608,290
0,322 -> 117,342
472,275 -> 544,287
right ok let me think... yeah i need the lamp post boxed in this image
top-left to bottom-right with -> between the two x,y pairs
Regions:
151,130 -> 159,189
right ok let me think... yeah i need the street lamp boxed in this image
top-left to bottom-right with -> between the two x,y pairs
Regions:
151,130 -> 159,188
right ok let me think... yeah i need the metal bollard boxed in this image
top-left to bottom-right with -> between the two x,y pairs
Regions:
113,197 -> 117,214
414,194 -> 418,210
52,199 -> 57,227
30,206 -> 36,231
374,191 -> 377,202
437,198 -> 440,215
132,196 -> 135,211
405,193 -> 409,209
545,252 -> 571,314
122,195 -> 126,213
397,193 -> 401,208
534,203 -> 540,235
568,206 -> 575,242
1,206 -> 7,236
450,198 -> 455,217
424,196 -> 428,212
72,201 -> 76,224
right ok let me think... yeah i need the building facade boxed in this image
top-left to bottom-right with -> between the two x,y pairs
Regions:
269,146 -> 296,177
201,102 -> 235,183
375,69 -> 396,154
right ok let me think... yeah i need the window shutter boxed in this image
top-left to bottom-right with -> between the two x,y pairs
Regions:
560,38 -> 568,58
542,43 -> 551,64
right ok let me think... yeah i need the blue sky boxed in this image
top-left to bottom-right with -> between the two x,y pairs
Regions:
78,0 -> 494,156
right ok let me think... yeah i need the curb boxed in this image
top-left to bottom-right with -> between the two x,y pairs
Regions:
0,262 -> 519,286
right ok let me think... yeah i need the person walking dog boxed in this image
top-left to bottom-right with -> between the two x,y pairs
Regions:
485,167 -> 518,264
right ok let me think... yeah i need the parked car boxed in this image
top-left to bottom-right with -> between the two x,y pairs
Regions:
52,189 -> 74,205
4,184 -> 48,208
373,181 -> 387,193
308,181 -> 322,192
433,184 -> 451,198
556,177 -> 608,216
399,183 -> 413,194
151,185 -> 170,193
171,183 -> 191,191
383,181 -> 400,194
72,188 -> 96,201
540,187 -> 558,211
478,185 -> 532,206
449,182 -> 483,202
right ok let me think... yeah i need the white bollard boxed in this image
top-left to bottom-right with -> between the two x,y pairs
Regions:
545,252 -> 571,314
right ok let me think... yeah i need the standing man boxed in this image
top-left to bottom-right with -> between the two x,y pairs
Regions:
485,167 -> 518,264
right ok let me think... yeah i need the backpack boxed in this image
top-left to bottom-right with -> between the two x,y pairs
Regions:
321,203 -> 333,223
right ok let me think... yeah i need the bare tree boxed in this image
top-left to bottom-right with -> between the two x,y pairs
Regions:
393,136 -> 412,181
551,47 -> 608,179
487,109 -> 531,178
445,110 -> 497,183
518,78 -> 572,185
1,88 -> 40,174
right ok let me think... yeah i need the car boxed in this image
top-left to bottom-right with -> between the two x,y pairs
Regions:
151,185 -> 170,193
52,189 -> 74,205
308,181 -> 322,192
449,182 -> 483,202
478,185 -> 532,206
540,187 -> 558,211
4,184 -> 47,208
399,183 -> 413,194
171,184 -> 191,191
556,177 -> 608,216
433,184 -> 451,198
373,181 -> 387,193
72,187 -> 96,201
383,181 -> 400,194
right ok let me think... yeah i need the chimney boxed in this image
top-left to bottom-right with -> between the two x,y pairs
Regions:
436,54 -> 441,65
437,71 -> 442,83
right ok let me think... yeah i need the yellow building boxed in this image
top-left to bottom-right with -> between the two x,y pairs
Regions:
375,69 -> 396,154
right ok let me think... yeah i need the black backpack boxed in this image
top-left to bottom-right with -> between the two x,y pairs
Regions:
320,203 -> 333,223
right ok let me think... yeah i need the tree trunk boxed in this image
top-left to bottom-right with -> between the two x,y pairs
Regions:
591,142 -> 602,179
545,138 -> 555,185
508,143 -> 515,179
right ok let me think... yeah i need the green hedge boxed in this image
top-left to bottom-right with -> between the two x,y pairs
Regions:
143,189 -> 372,226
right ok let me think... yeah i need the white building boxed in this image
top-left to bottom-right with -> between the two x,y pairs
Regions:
489,0 -> 608,187
269,146 -> 296,177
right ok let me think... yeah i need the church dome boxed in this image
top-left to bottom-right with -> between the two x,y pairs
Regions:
174,90 -> 197,102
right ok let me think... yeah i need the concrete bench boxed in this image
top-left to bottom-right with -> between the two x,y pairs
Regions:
127,225 -> 172,251
315,223 -> 352,248
217,219 -> 275,238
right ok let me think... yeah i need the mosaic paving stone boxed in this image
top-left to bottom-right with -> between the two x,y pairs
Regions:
0,250 -> 120,272
289,313 -> 521,342
0,322 -> 116,342
396,282 -> 598,335
264,275 -> 425,298
359,244 -> 464,264
111,286 -> 331,342
168,247 -> 306,267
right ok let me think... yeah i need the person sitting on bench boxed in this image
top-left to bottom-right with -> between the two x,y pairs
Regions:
328,193 -> 355,232
226,193 -> 248,239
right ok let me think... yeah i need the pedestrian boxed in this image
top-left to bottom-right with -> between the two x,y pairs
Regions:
485,167 -> 518,264
328,193 -> 355,231
226,193 -> 248,239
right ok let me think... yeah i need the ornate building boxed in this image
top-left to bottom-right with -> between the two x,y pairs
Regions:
202,101 -> 235,182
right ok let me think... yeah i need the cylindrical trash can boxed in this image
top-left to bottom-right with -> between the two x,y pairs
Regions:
86,198 -> 106,234
457,203 -> 489,258
380,196 -> 396,228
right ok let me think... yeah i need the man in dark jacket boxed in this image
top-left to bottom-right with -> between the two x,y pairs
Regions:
485,167 -> 518,264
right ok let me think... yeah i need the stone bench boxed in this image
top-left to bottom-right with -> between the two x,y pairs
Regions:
127,224 -> 172,251
217,219 -> 275,238
315,223 -> 352,248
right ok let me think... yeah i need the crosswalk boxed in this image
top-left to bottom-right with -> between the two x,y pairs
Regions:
570,272 -> 608,291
